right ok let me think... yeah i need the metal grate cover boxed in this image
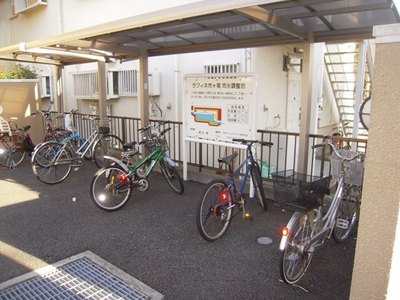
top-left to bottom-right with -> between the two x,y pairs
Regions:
0,251 -> 163,300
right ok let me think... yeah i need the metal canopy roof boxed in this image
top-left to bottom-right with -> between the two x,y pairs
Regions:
1,0 -> 399,66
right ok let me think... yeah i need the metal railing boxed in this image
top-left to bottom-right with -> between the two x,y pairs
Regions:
51,112 -> 368,181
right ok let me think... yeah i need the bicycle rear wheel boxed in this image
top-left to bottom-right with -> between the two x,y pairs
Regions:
158,160 -> 184,194
90,166 -> 132,211
196,179 -> 232,241
0,145 -> 25,168
31,142 -> 73,184
281,212 -> 314,284
333,185 -> 361,243
251,163 -> 267,211
92,134 -> 124,168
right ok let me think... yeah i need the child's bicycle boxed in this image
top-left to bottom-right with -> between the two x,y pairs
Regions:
277,138 -> 364,288
196,139 -> 273,242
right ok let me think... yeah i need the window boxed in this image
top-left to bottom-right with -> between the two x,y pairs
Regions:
41,76 -> 51,97
13,0 -> 47,14
109,70 -> 138,97
73,72 -> 98,98
204,63 -> 240,74
73,70 -> 138,99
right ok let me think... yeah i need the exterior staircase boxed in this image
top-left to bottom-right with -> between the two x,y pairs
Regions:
324,42 -> 371,138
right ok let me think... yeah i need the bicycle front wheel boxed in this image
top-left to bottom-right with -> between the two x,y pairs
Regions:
251,163 -> 267,211
196,179 -> 232,242
158,160 -> 184,194
93,134 -> 124,168
281,211 -> 314,285
333,185 -> 361,243
31,142 -> 73,184
90,166 -> 132,211
0,145 -> 25,168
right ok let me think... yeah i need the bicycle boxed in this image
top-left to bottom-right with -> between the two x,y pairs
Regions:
0,117 -> 34,169
31,113 -> 123,184
278,138 -> 364,287
196,139 -> 273,242
31,108 -> 70,142
90,126 -> 184,211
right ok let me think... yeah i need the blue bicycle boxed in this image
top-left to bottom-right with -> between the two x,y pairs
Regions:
196,139 -> 273,241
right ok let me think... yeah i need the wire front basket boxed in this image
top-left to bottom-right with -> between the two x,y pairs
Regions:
330,149 -> 364,186
272,170 -> 331,211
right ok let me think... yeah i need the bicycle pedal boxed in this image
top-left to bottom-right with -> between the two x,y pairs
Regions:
336,218 -> 349,229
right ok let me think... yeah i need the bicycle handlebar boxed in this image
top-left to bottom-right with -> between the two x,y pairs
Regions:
312,139 -> 359,161
138,121 -> 170,133
138,127 -> 171,145
232,138 -> 273,148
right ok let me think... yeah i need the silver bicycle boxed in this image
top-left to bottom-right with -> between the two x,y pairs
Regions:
31,114 -> 123,184
277,139 -> 364,287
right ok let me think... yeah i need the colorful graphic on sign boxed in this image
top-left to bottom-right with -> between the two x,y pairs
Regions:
191,107 -> 222,126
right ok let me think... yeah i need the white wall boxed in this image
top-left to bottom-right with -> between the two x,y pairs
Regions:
0,0 -> 205,47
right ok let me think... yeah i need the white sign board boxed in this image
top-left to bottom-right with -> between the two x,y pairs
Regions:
185,74 -> 256,143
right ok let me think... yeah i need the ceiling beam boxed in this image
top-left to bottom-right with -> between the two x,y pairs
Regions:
0,55 -> 62,66
147,34 -> 301,56
261,0 -> 341,10
288,2 -> 395,19
235,6 -> 308,40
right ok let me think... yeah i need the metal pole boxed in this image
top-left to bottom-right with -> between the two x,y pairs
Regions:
97,60 -> 109,132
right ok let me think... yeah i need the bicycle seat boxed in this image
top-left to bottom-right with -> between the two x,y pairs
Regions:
23,125 -> 31,132
123,142 -> 137,151
218,152 -> 238,165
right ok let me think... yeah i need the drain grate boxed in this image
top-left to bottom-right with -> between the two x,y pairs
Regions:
0,252 -> 163,300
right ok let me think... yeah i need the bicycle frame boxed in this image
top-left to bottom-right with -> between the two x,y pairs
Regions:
68,130 -> 98,158
130,146 -> 165,177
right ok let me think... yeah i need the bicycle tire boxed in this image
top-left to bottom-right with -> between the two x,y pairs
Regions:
196,179 -> 232,242
333,185 -> 361,243
0,144 -> 25,168
281,211 -> 314,285
92,134 -> 124,168
158,160 -> 184,194
90,166 -> 132,211
31,142 -> 73,184
359,97 -> 371,131
251,163 -> 267,211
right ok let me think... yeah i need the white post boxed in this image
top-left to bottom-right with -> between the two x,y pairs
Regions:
97,61 -> 109,132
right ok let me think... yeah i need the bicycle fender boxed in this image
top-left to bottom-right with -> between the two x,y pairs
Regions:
103,155 -> 130,173
279,211 -> 303,251
163,156 -> 175,166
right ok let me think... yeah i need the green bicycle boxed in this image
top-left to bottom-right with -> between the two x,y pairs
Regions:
90,127 -> 184,211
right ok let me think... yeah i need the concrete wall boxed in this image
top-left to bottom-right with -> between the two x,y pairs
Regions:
0,80 -> 43,144
350,26 -> 400,300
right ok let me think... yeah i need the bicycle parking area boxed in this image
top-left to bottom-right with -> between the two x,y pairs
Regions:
0,160 -> 356,299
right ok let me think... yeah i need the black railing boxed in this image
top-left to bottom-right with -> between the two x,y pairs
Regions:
50,112 -> 368,180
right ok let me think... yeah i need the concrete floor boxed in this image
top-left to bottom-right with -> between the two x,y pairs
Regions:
0,159 -> 357,299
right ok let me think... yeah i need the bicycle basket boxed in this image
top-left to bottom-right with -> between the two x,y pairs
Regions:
330,150 -> 364,186
272,170 -> 330,211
